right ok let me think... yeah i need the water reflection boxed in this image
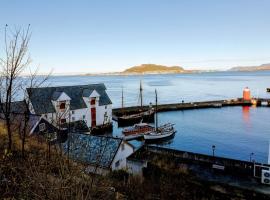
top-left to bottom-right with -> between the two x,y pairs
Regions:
242,106 -> 250,124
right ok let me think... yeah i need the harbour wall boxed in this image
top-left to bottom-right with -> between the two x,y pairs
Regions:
113,98 -> 270,120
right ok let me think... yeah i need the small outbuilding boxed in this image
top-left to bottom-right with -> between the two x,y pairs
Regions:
62,133 -> 135,174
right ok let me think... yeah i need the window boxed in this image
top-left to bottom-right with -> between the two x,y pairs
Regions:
83,115 -> 86,119
105,105 -> 107,109
44,114 -> 47,119
60,118 -> 66,124
72,110 -> 75,114
90,98 -> 96,105
39,123 -> 46,131
115,160 -> 120,168
59,101 -> 66,110
72,117 -> 75,121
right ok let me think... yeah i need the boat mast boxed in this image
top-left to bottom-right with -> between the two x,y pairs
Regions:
140,80 -> 143,107
121,86 -> 124,109
155,89 -> 158,130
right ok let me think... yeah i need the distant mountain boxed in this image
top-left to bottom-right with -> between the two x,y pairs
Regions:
229,63 -> 270,71
122,64 -> 186,74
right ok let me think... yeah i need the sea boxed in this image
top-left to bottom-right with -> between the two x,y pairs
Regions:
37,71 -> 270,163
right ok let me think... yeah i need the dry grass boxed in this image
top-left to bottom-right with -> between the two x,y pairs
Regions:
0,131 -> 114,199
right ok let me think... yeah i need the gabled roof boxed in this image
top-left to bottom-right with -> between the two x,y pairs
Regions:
31,118 -> 59,135
51,91 -> 63,101
62,133 -> 122,169
26,84 -> 112,114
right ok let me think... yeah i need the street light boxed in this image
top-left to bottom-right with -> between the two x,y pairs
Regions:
250,152 -> 254,162
212,145 -> 216,157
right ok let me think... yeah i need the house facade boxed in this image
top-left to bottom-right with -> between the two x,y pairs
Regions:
26,84 -> 112,132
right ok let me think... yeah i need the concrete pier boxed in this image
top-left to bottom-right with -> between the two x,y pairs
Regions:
113,98 -> 270,121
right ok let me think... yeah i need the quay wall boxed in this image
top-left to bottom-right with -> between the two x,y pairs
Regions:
127,145 -> 270,176
113,98 -> 270,119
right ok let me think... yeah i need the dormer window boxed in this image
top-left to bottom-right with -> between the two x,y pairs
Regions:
59,101 -> 66,110
90,98 -> 96,105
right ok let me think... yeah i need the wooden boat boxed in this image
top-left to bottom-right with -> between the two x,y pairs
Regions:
122,122 -> 154,140
144,123 -> 176,141
118,81 -> 155,127
144,90 -> 176,142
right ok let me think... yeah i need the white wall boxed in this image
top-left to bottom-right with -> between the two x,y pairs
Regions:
111,141 -> 134,171
41,104 -> 112,129
127,160 -> 147,176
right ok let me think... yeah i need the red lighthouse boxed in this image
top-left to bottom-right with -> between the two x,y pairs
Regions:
243,87 -> 251,101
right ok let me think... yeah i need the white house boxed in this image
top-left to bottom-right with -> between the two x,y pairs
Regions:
63,133 -> 135,175
26,84 -> 113,133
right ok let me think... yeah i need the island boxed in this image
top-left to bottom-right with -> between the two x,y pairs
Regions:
229,63 -> 270,71
122,64 -> 190,75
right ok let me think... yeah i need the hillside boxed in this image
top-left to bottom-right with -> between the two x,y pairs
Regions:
122,64 -> 185,74
229,63 -> 270,71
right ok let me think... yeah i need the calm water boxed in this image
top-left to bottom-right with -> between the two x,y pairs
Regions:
46,71 -> 270,163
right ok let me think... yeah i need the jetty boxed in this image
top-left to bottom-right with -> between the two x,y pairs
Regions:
113,98 -> 270,121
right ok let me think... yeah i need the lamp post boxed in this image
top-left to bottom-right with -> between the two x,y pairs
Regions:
250,152 -> 254,162
212,145 -> 216,157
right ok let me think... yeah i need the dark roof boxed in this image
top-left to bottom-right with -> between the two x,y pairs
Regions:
0,100 -> 29,114
62,133 -> 122,168
26,84 -> 112,114
31,118 -> 59,134
51,91 -> 63,101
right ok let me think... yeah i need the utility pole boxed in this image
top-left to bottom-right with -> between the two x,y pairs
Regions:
140,80 -> 143,107
212,145 -> 216,157
155,89 -> 158,131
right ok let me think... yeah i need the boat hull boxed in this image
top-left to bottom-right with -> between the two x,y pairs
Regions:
118,111 -> 154,127
144,130 -> 176,142
123,133 -> 145,141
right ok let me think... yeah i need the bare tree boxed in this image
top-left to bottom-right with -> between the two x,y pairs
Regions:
0,25 -> 51,155
19,68 -> 50,157
0,25 -> 31,152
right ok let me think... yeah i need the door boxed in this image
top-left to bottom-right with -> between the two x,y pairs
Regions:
91,107 -> 96,127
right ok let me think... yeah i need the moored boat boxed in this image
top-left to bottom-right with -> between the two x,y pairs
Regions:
144,123 -> 176,141
122,122 -> 155,141
118,81 -> 155,127
118,109 -> 155,126
143,90 -> 176,142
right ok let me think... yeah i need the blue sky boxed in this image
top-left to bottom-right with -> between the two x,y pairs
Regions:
0,0 -> 270,74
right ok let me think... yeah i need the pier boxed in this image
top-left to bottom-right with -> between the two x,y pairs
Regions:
112,98 -> 270,121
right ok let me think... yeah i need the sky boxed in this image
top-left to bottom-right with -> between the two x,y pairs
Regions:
0,0 -> 270,74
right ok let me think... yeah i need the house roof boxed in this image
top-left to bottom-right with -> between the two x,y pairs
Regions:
26,84 -> 112,114
62,133 -> 122,169
31,118 -> 59,135
0,100 -> 29,114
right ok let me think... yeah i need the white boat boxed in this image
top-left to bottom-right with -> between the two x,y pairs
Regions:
143,90 -> 176,142
144,123 -> 176,141
123,133 -> 145,141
